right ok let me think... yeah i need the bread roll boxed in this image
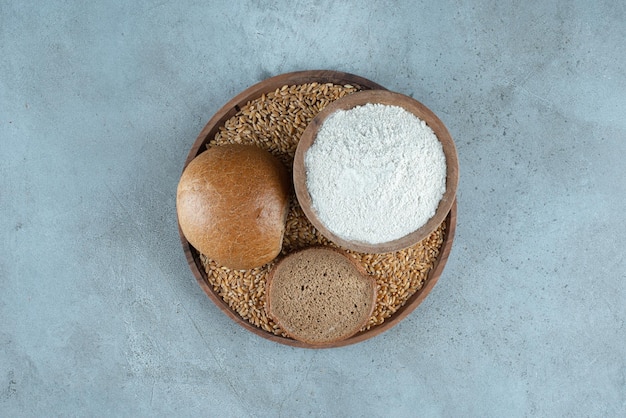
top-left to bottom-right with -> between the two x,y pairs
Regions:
177,144 -> 290,270
266,247 -> 376,345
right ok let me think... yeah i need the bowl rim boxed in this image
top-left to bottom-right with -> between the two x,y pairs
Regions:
178,70 -> 457,348
293,89 -> 459,254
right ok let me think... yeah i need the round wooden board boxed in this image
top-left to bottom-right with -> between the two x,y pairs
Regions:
178,70 -> 457,348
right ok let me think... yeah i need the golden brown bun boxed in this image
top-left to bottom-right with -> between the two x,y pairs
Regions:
176,144 -> 290,270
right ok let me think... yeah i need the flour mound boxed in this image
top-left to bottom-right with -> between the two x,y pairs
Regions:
305,103 -> 446,244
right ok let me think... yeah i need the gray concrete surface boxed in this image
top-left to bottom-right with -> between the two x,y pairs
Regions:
1,0 -> 625,416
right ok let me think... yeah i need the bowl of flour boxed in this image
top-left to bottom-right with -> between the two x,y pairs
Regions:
294,89 -> 459,254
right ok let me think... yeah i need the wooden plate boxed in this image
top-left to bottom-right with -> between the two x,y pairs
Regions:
179,70 -> 457,348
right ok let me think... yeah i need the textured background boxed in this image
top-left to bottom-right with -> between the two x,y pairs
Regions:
1,1 -> 625,416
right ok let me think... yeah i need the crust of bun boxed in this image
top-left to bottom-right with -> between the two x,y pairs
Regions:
177,144 -> 290,270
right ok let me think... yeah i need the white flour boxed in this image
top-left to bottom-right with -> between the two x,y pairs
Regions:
305,103 -> 446,244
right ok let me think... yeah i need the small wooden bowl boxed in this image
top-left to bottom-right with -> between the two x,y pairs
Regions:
179,70 -> 457,348
293,90 -> 459,254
